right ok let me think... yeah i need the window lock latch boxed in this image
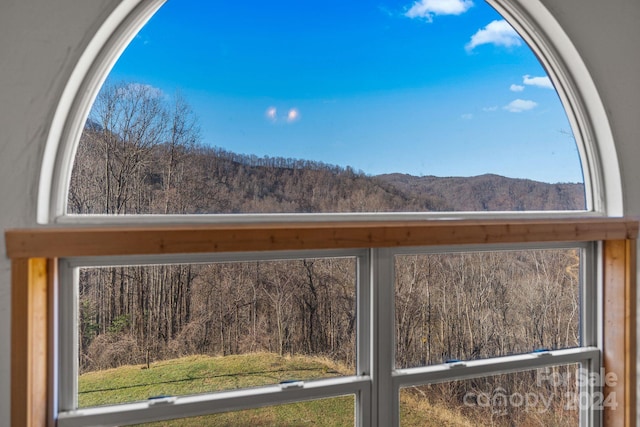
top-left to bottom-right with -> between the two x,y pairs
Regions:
280,380 -> 305,389
148,396 -> 177,406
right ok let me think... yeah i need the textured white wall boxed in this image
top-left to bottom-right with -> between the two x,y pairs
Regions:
537,0 -> 640,215
0,1 -> 638,426
0,2 -> 121,424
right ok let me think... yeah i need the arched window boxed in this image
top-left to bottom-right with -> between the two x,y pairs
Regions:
38,0 -> 625,222
12,1 -> 632,426
65,0 -> 593,217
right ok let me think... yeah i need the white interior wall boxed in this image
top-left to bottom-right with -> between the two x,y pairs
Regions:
0,2 -> 122,424
0,1 -> 638,426
537,0 -> 640,214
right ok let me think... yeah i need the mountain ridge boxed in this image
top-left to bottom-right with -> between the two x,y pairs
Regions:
375,172 -> 585,211
70,125 -> 586,214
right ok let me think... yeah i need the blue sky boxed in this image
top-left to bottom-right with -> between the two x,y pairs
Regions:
105,0 -> 583,183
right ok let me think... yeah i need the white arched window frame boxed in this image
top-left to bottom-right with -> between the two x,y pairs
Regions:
37,0 -> 623,224
16,1 -> 633,427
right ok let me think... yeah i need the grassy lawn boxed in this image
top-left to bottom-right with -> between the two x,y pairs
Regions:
79,353 -> 478,426
79,353 -> 347,408
132,396 -> 354,426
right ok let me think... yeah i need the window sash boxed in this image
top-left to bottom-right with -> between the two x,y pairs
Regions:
56,242 -> 598,426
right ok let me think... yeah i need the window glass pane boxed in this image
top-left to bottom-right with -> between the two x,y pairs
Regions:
78,257 -> 356,407
400,365 -> 581,426
132,395 -> 355,426
68,0 -> 586,215
395,249 -> 581,368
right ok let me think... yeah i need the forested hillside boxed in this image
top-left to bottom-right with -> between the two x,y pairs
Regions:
378,173 -> 585,211
68,83 -> 585,215
70,133 -> 440,215
70,126 -> 585,215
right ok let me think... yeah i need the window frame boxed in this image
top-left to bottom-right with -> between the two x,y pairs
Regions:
6,218 -> 637,426
38,0 -> 624,223
378,242 -> 597,426
57,248 -> 371,425
56,242 -> 595,426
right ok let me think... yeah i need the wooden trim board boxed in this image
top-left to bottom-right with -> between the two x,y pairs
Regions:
6,217 -> 638,258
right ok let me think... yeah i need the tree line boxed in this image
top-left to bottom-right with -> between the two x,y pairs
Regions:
79,258 -> 357,373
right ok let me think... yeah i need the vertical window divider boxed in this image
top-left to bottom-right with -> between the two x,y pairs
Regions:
584,352 -> 603,427
583,242 -> 602,427
371,248 -> 395,427
356,250 -> 372,427
57,260 -> 77,412
583,242 -> 600,349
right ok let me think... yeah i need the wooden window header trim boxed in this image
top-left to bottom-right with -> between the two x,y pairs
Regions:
5,217 -> 638,259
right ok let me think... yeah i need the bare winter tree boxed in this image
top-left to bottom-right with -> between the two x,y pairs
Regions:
69,82 -> 201,215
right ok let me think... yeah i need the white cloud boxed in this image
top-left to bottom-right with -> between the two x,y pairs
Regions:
286,108 -> 300,123
523,75 -> 554,89
265,106 -> 301,123
461,113 -> 474,120
265,106 -> 277,121
504,99 -> 538,113
483,106 -> 498,112
465,20 -> 522,52
405,0 -> 473,22
510,84 -> 525,92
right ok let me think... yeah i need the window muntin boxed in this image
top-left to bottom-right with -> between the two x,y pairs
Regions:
394,248 -> 583,368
